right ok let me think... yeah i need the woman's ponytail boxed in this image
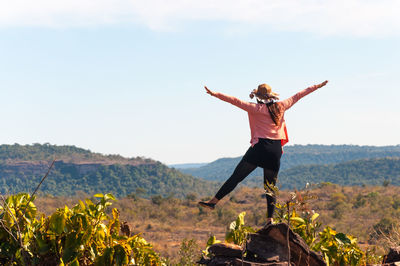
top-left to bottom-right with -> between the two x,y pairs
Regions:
266,102 -> 283,126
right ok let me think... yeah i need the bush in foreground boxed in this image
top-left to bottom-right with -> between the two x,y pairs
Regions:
0,193 -> 165,265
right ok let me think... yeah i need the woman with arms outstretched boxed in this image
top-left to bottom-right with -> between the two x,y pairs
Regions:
199,80 -> 328,224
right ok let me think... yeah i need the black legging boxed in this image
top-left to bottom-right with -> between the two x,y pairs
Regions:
214,159 -> 278,218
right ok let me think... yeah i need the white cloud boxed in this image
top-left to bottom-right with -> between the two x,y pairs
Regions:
0,0 -> 399,36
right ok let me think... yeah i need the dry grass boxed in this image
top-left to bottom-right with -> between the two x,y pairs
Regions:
34,184 -> 400,261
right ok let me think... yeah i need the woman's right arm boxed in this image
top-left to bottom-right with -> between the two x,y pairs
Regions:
205,86 -> 257,112
279,80 -> 328,111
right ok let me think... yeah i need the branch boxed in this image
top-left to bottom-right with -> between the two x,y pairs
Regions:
22,159 -> 56,218
286,200 -> 291,266
0,218 -> 19,243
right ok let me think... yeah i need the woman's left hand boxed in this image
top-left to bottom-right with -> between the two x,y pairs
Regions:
204,86 -> 215,96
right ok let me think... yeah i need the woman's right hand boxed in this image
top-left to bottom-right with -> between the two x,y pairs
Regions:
204,86 -> 215,96
316,80 -> 328,88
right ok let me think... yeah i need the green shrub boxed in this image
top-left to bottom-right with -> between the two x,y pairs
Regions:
178,238 -> 200,266
225,212 -> 255,246
314,227 -> 364,266
372,217 -> 396,236
151,195 -> 164,206
0,193 -> 165,265
185,193 -> 197,202
353,193 -> 366,208
271,188 -> 375,266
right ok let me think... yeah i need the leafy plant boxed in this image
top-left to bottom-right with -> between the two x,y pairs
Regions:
202,212 -> 254,259
0,192 -> 165,265
178,238 -> 199,266
225,212 -> 255,246
313,227 -> 364,266
202,235 -> 221,257
280,205 -> 365,265
274,188 -> 373,266
289,209 -> 321,248
0,193 -> 37,265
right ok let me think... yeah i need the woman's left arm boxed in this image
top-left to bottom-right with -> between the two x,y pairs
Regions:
279,80 -> 328,111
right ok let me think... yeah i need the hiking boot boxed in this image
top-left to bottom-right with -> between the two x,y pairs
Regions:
198,201 -> 216,210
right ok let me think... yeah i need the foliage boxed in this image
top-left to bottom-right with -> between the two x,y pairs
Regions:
151,195 -> 164,206
375,223 -> 400,251
202,212 -> 254,259
313,227 -> 364,266
178,238 -> 200,266
184,193 -> 197,202
31,184 -> 400,261
225,212 -> 255,246
0,193 -> 37,265
371,217 -> 397,238
0,192 -> 165,265
274,189 -> 380,266
202,235 -> 221,257
383,179 -> 390,187
289,209 -> 321,247
203,203 -> 371,266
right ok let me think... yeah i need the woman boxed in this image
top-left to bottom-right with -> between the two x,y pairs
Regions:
199,80 -> 328,224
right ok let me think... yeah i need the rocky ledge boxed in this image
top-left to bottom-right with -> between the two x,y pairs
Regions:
200,223 -> 400,266
200,223 -> 325,266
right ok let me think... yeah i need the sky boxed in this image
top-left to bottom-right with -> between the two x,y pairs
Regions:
0,0 -> 399,164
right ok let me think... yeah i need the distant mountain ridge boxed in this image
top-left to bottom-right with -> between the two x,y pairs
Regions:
179,145 -> 400,182
169,163 -> 208,169
242,157 -> 400,189
2,144 -> 399,198
0,144 -> 218,198
0,143 -> 153,165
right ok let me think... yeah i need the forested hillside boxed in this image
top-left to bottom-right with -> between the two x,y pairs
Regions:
0,143 -> 152,165
0,144 -> 218,198
2,144 -> 399,198
179,144 -> 400,182
243,157 -> 400,189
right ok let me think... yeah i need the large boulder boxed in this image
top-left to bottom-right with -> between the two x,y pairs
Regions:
202,223 -> 325,266
246,223 -> 325,266
208,243 -> 243,258
202,256 -> 293,266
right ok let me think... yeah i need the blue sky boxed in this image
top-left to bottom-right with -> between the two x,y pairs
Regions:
1,0 -> 399,164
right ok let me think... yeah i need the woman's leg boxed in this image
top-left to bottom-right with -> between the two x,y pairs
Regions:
263,168 -> 279,220
210,159 -> 257,203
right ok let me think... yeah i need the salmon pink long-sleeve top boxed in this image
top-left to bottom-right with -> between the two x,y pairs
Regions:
212,85 -> 319,147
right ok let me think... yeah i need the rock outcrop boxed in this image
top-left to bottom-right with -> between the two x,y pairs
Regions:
201,224 -> 400,266
202,223 -> 326,266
